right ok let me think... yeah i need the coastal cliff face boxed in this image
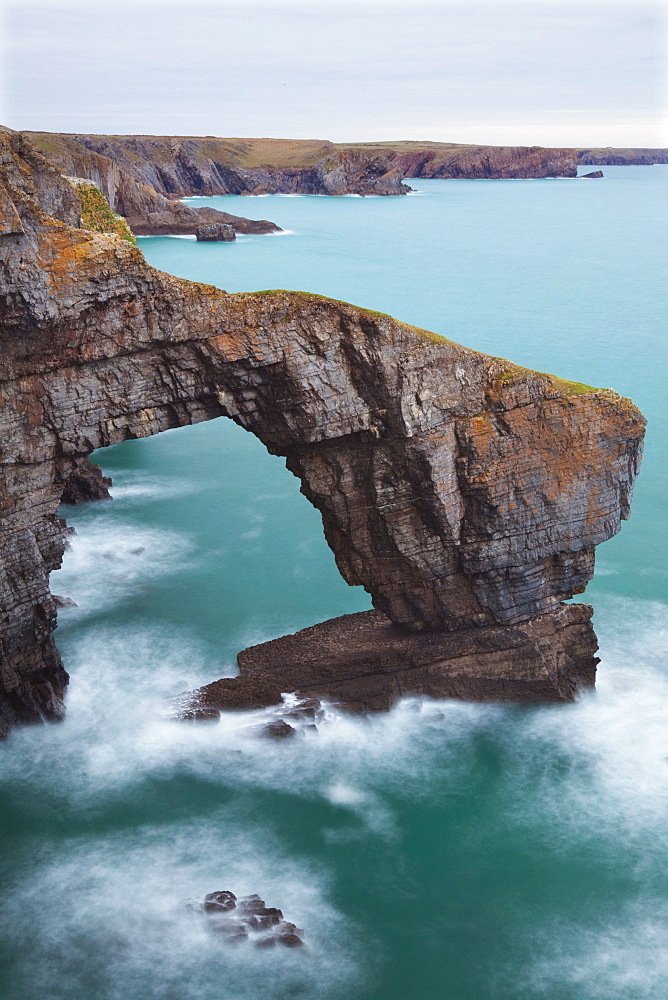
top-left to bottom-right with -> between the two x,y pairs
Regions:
344,142 -> 579,180
24,133 -> 668,242
0,127 -> 645,735
26,134 -> 413,201
577,148 -> 668,166
25,133 -> 282,235
24,134 -> 584,234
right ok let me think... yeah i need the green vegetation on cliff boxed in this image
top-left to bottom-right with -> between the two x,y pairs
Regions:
73,180 -> 136,244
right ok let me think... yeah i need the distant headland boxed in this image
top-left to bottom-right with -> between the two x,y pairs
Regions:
25,132 -> 668,237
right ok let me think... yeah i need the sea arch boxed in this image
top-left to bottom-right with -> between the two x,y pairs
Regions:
0,128 -> 645,732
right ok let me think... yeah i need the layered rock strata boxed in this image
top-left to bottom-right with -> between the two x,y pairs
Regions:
196,222 -> 236,241
24,133 -> 282,235
0,127 -> 645,736
190,604 -> 599,715
577,148 -> 668,166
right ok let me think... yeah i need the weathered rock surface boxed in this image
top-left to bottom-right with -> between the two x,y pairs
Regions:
193,890 -> 305,948
581,170 -> 604,179
24,133 -> 282,235
195,222 -> 236,242
189,604 -> 599,714
577,148 -> 668,166
59,458 -> 112,504
26,134 -> 583,208
0,126 -> 645,736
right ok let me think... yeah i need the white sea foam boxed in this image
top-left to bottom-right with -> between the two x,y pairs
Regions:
0,821 -> 363,1000
523,901 -> 668,999
13,499 -> 668,1000
50,521 -> 193,617
136,233 -> 197,239
501,598 -> 668,845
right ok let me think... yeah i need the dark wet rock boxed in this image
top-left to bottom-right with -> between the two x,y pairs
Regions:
237,898 -> 283,922
179,705 -> 221,722
211,920 -> 248,943
281,697 -> 325,722
257,719 -> 298,740
277,932 -> 305,948
59,458 -> 112,504
245,913 -> 282,931
196,222 -> 236,242
255,935 -> 277,948
194,890 -> 304,947
192,603 -> 602,714
53,595 -> 78,608
582,170 -> 604,178
203,890 -> 237,912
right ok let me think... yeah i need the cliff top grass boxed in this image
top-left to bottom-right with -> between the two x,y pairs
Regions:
496,365 -> 597,396
28,132 -> 336,171
71,180 -> 136,244
26,132 -> 667,176
26,131 -> 668,190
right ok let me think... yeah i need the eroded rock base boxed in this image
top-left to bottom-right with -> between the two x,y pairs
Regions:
187,603 -> 598,716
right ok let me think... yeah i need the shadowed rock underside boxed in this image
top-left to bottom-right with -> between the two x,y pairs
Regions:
0,127 -> 645,735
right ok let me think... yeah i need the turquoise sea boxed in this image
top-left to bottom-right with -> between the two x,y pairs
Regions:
1,166 -> 667,1000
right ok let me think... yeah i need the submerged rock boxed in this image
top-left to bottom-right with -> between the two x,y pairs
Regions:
256,719 -> 298,740
178,705 -> 221,722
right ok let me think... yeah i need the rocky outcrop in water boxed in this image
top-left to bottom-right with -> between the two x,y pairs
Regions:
196,222 -> 236,241
59,458 -> 112,504
188,604 -> 600,715
581,170 -> 604,179
0,126 -> 645,736
193,891 -> 305,948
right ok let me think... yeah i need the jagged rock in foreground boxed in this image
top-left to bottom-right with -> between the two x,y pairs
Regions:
0,127 -> 646,736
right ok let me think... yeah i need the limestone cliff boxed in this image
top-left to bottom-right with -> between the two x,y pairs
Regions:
0,127 -> 645,735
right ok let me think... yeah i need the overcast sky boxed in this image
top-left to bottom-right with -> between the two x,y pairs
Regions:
1,0 -> 666,146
